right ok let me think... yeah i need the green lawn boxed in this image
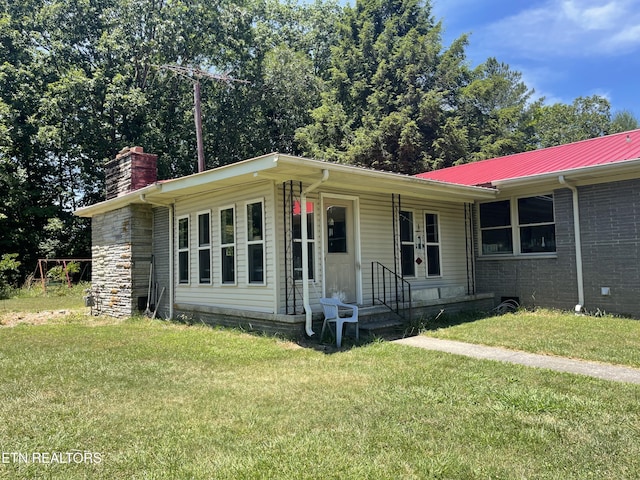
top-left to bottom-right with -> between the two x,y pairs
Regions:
0,283 -> 86,313
423,308 -> 640,368
1,313 -> 639,479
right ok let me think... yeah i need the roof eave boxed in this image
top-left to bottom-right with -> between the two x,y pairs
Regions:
274,155 -> 498,201
492,157 -> 640,189
74,183 -> 162,218
155,153 -> 280,195
75,153 -> 499,218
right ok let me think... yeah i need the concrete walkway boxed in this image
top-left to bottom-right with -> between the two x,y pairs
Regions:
394,336 -> 640,385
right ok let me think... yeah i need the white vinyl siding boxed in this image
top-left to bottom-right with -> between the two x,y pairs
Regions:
176,180 -> 473,315
152,207 -> 171,318
358,191 -> 470,302
275,188 -> 322,314
173,181 -> 277,313
277,187 -> 471,312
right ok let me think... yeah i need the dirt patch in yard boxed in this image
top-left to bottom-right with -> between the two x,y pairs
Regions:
0,309 -> 106,327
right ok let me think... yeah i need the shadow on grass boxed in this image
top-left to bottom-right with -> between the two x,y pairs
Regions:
410,309 -> 492,333
299,309 -> 495,353
165,307 -> 506,355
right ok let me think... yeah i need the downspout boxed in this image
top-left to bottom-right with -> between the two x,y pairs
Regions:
168,204 -> 174,319
558,176 -> 585,310
302,169 -> 329,337
140,194 -> 175,319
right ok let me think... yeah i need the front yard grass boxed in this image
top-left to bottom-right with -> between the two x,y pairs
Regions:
1,313 -> 639,479
423,308 -> 640,368
0,283 -> 86,313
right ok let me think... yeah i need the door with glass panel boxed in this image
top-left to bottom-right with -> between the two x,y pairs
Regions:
324,198 -> 356,303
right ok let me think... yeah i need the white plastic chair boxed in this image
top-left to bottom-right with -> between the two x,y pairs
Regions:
320,298 -> 359,348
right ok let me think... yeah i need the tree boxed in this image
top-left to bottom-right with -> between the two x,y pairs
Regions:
296,0 -> 474,174
532,95 -> 613,148
0,0 -> 255,275
0,0 -> 337,279
458,58 -> 539,162
610,110 -> 639,133
0,253 -> 21,296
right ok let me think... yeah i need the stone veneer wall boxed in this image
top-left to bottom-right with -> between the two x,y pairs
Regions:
91,204 -> 153,317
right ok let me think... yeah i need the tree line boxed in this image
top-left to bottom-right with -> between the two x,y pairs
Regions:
0,0 -> 637,283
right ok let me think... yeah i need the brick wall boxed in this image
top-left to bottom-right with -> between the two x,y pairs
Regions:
579,178 -> 640,317
475,180 -> 640,317
105,147 -> 157,200
475,188 -> 579,310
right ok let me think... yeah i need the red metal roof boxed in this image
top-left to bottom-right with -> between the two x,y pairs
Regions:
416,129 -> 640,186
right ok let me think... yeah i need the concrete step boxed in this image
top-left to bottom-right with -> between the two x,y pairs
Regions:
359,318 -> 405,337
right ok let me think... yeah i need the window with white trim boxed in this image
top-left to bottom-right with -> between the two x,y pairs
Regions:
399,210 -> 415,277
220,206 -> 236,284
247,200 -> 265,284
479,195 -> 556,256
518,195 -> 556,253
292,200 -> 315,281
480,200 -> 512,255
424,213 -> 441,276
197,211 -> 211,284
178,215 -> 189,284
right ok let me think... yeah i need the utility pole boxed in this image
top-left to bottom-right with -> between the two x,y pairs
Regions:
157,65 -> 249,172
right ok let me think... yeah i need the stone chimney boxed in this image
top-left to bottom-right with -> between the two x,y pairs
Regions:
105,146 -> 158,200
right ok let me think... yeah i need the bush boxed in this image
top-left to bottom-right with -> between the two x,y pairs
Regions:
0,253 -> 21,298
46,261 -> 80,283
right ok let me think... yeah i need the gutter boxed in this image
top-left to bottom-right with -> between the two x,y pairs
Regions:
558,176 -> 585,311
74,183 -> 161,218
301,169 -> 329,337
140,194 -> 175,319
276,154 -> 497,202
493,157 -> 640,189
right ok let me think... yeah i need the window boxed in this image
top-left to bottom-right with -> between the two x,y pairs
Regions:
293,201 -> 315,281
327,206 -> 347,253
425,213 -> 441,276
479,195 -> 556,256
480,200 -> 512,254
518,195 -> 555,253
247,201 -> 265,284
178,216 -> 189,284
197,211 -> 211,284
399,210 -> 415,276
220,206 -> 235,284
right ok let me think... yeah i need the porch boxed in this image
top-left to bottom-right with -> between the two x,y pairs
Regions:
173,291 -> 495,339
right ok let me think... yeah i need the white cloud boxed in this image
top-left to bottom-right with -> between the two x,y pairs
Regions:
561,1 -> 619,30
514,64 -> 570,104
607,23 -> 640,48
588,88 -> 612,102
477,0 -> 640,58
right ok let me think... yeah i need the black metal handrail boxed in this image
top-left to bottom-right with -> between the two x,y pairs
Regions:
371,261 -> 412,320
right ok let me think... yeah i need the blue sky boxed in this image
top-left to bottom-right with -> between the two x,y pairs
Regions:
432,0 -> 640,119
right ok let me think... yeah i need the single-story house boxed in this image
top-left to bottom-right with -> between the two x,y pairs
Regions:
418,128 -> 640,318
75,128 -> 640,335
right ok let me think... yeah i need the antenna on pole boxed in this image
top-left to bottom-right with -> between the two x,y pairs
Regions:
156,65 -> 250,172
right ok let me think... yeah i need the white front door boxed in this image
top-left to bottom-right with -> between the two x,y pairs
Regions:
324,198 -> 357,303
